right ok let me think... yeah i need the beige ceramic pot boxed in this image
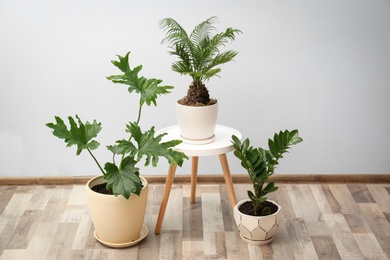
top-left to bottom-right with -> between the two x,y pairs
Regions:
86,175 -> 148,248
176,100 -> 218,144
233,199 -> 282,245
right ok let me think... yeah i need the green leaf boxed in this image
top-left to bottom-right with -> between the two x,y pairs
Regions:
126,123 -> 188,167
159,17 -> 241,83
242,139 -> 250,154
260,207 -> 271,216
263,182 -> 279,193
268,129 -> 303,162
106,143 -> 131,155
291,135 -> 303,145
273,132 -> 281,154
107,52 -> 173,106
268,138 -> 276,158
231,135 -> 241,149
104,156 -> 142,199
247,190 -> 257,202
46,115 -> 102,155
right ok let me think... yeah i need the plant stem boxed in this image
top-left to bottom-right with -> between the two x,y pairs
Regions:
119,103 -> 143,168
87,148 -> 105,175
136,103 -> 142,125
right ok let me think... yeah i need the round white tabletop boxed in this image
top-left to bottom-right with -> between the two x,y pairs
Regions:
157,125 -> 242,157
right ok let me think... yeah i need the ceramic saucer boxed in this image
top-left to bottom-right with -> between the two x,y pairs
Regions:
239,233 -> 274,246
94,225 -> 148,248
181,135 -> 215,145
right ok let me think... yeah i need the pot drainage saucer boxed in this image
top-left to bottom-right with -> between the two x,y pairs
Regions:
94,225 -> 148,248
239,233 -> 275,246
181,135 -> 215,145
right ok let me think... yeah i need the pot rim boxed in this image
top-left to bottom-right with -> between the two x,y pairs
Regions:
234,199 -> 282,218
86,175 -> 148,198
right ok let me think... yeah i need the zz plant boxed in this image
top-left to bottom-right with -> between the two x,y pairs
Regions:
46,52 -> 188,199
159,16 -> 241,106
232,130 -> 303,216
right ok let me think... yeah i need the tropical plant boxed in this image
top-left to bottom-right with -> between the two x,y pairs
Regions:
232,130 -> 303,216
159,16 -> 242,106
46,51 -> 188,199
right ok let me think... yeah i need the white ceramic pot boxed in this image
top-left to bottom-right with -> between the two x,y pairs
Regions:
176,100 -> 218,144
86,175 -> 148,248
233,199 -> 282,245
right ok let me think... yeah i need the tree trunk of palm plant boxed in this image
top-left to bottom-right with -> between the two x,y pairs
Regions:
182,82 -> 210,106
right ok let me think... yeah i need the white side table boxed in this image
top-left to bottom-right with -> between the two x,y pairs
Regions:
155,125 -> 242,234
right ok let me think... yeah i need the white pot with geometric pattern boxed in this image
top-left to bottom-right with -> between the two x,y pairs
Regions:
233,199 -> 282,245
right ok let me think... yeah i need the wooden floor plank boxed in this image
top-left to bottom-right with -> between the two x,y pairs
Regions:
6,209 -> 41,250
0,183 -> 389,259
225,231 -> 250,260
358,203 -> 390,259
0,249 -> 25,260
310,185 -> 333,215
311,235 -> 341,260
347,184 -> 376,203
321,185 -> 342,214
182,240 -> 204,260
182,197 -> 203,241
273,185 -> 297,219
46,223 -> 79,259
328,185 -> 361,215
291,184 -> 322,222
286,185 -> 305,219
24,223 -> 59,259
161,185 -> 183,231
354,233 -> 388,260
284,218 -> 319,260
0,187 -> 16,215
322,214 -> 364,259
71,209 -> 93,250
344,213 -> 371,234
366,184 -> 390,212
159,231 -> 176,260
201,185 -> 224,232
272,217 -> 297,260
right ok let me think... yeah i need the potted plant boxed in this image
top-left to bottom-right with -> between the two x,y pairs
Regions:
159,16 -> 242,144
46,51 -> 188,248
231,129 -> 303,245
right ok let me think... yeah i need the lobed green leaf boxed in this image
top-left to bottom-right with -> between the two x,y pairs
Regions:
107,52 -> 173,106
104,156 -> 142,199
46,115 -> 102,155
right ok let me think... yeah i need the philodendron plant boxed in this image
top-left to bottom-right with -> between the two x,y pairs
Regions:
232,130 -> 303,216
159,16 -> 241,106
46,52 -> 188,199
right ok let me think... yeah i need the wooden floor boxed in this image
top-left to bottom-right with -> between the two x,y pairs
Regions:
0,183 -> 389,260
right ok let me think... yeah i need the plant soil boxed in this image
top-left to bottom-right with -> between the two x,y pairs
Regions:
178,97 -> 217,107
178,82 -> 218,106
91,182 -> 144,195
91,183 -> 113,195
239,201 -> 278,216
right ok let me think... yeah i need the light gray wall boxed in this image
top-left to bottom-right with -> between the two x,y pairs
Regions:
1,0 -> 389,177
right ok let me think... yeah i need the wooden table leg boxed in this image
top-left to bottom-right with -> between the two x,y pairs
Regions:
155,163 -> 177,234
190,156 -> 199,204
219,153 -> 238,208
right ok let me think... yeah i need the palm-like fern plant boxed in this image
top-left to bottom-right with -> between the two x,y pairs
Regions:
46,52 -> 188,199
159,16 -> 241,106
232,130 -> 303,216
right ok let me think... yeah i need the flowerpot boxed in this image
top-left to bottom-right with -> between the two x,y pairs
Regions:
86,175 -> 149,248
176,100 -> 218,144
233,199 -> 282,245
